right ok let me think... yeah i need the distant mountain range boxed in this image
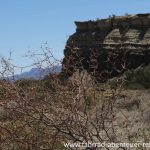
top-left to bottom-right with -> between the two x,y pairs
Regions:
8,65 -> 61,81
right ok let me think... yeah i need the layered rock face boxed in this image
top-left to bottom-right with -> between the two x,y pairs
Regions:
62,14 -> 150,81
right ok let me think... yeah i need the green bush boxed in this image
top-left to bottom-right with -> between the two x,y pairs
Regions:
125,66 -> 150,89
42,74 -> 60,91
15,78 -> 38,88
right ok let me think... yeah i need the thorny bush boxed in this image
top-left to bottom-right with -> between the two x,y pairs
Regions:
0,46 -> 150,150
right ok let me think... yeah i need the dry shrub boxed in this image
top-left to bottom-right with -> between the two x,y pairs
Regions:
0,47 -> 150,150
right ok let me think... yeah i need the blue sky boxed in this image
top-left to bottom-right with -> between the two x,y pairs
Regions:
0,0 -> 150,72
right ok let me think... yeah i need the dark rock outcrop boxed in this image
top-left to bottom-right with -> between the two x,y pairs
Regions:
62,14 -> 150,81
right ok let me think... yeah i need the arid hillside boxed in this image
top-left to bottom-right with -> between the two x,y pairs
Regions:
0,70 -> 150,149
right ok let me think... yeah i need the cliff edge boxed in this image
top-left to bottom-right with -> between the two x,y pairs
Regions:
62,14 -> 150,81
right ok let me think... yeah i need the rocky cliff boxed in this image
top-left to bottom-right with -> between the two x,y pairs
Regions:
62,14 -> 150,81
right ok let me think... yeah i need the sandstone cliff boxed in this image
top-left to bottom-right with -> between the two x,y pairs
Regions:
62,14 -> 150,81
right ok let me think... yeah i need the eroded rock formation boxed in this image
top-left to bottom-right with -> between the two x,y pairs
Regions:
62,14 -> 150,81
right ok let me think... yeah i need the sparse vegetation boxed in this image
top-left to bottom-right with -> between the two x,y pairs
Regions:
0,48 -> 150,150
124,66 -> 150,90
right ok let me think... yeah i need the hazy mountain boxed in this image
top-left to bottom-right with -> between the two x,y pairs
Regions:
9,65 -> 61,81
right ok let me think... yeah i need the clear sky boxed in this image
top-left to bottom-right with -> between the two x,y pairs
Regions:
0,0 -> 150,72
